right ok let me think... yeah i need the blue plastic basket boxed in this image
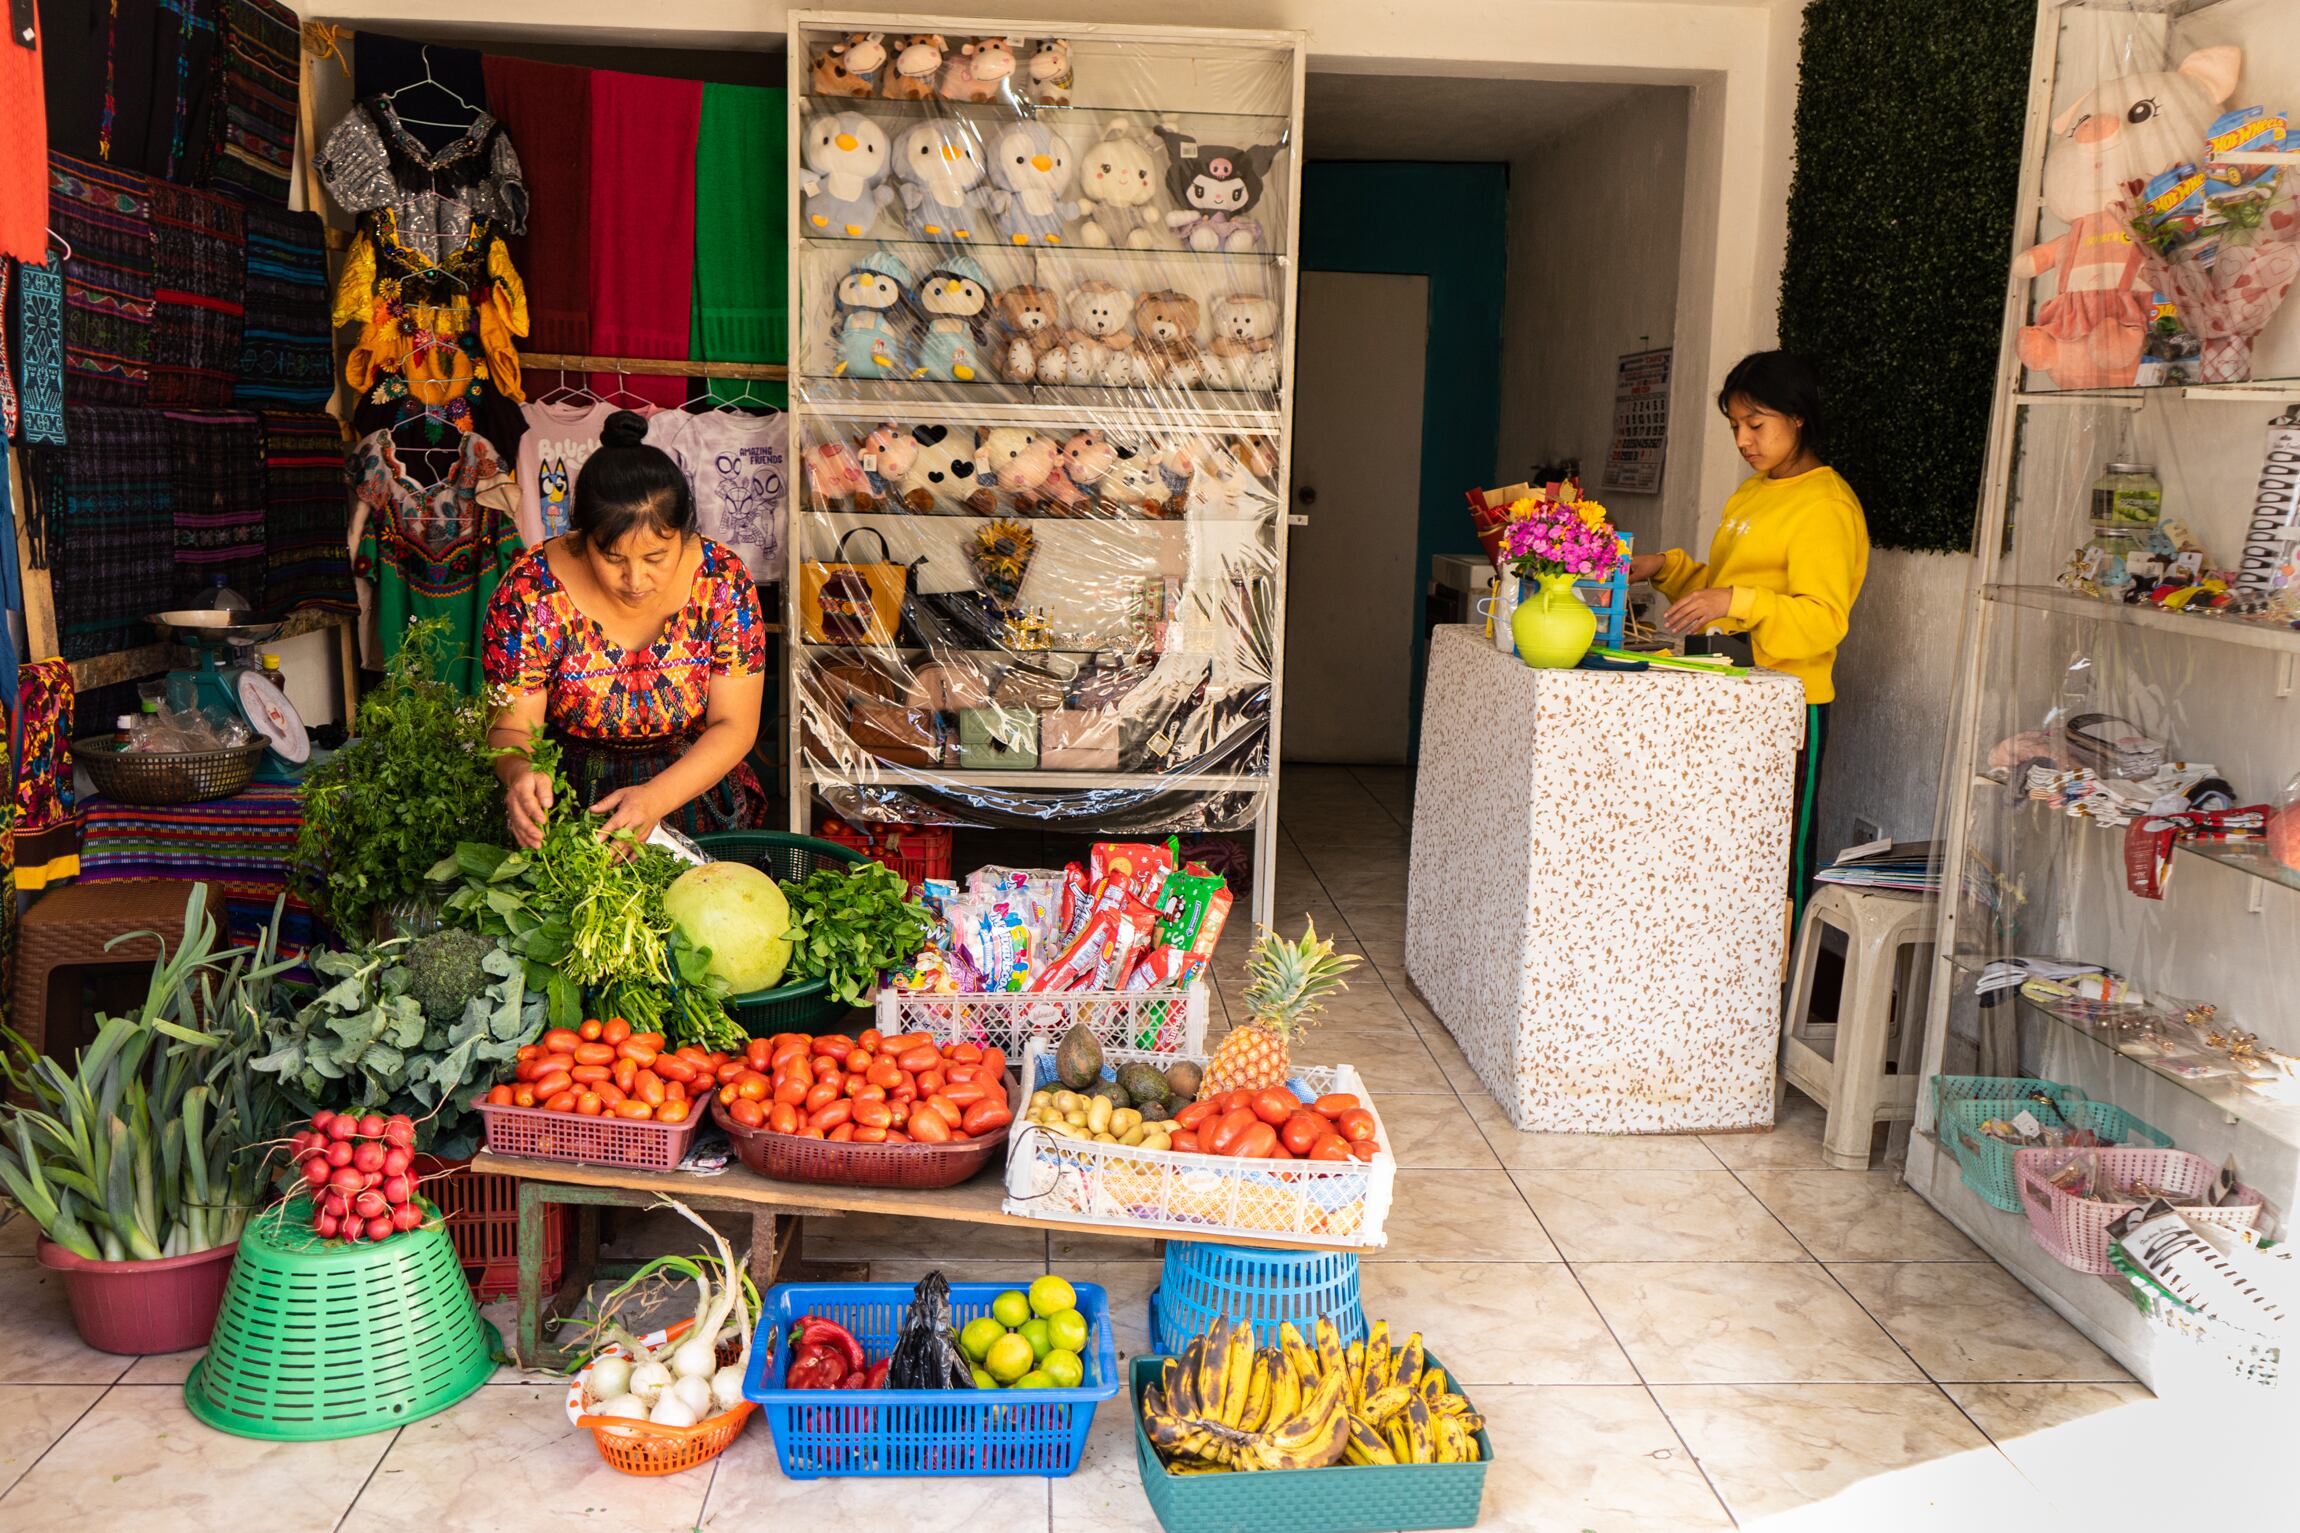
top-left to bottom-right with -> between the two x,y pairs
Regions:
743,1280 -> 1121,1477
1150,1242 -> 1367,1354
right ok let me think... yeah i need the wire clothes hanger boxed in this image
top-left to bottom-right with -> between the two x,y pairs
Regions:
381,45 -> 481,132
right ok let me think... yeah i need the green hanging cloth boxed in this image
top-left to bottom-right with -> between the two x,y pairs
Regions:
691,82 -> 789,410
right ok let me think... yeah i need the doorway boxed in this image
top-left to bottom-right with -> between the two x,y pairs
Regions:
1283,271 -> 1429,764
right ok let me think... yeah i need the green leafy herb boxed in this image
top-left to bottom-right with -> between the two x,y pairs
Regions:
779,863 -> 934,1008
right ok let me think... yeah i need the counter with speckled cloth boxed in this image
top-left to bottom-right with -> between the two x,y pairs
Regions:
1405,624 -> 1806,1132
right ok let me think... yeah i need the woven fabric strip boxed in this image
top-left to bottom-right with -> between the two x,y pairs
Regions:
148,181 -> 247,406
210,0 -> 299,205
165,407 -> 267,608
48,406 -> 172,660
48,153 -> 156,405
233,203 -> 331,405
258,408 -> 355,616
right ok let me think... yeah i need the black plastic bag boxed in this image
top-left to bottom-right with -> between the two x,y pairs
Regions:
887,1271 -> 975,1390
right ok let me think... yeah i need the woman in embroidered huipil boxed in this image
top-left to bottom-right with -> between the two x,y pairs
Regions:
481,411 -> 768,847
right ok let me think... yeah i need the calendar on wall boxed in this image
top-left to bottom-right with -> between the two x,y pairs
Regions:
1601,347 -> 1671,494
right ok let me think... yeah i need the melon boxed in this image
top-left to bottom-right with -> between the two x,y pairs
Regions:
663,862 -> 793,994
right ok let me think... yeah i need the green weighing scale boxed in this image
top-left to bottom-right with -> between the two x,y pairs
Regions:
148,612 -> 314,783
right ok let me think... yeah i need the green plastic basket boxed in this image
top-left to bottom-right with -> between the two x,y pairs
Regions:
695,831 -> 870,1035
1128,1354 -> 1492,1533
184,1197 -> 498,1441
1941,1093 -> 2172,1212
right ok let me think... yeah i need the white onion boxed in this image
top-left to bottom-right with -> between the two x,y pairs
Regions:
711,1364 -> 745,1413
671,1374 -> 715,1418
649,1394 -> 700,1428
592,1394 -> 648,1420
629,1359 -> 674,1404
584,1356 -> 634,1406
670,1336 -> 719,1380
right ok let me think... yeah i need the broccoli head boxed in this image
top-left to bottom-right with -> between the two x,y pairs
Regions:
405,926 -> 499,1023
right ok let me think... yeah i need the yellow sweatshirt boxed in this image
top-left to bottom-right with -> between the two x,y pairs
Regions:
1654,465 -> 1868,704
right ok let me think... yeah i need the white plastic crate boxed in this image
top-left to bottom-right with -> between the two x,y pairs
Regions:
1002,1041 -> 1395,1249
877,986 -> 1209,1058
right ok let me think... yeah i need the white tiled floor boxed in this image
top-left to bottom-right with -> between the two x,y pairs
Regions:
0,766 -> 2172,1530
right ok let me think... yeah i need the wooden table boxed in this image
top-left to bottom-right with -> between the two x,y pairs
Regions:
474,1152 -> 1338,1365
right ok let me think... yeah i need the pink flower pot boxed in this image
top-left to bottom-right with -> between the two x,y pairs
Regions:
37,1237 -> 240,1354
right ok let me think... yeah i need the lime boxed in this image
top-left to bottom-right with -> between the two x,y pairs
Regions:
970,1365 -> 995,1390
1042,1347 -> 1083,1388
1015,1370 -> 1055,1389
959,1316 -> 1006,1362
1047,1307 -> 1089,1355
1018,1317 -> 1053,1362
1028,1274 -> 1077,1319
991,1289 -> 1032,1329
985,1331 -> 1035,1384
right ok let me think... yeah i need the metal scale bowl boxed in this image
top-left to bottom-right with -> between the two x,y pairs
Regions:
148,611 -> 312,780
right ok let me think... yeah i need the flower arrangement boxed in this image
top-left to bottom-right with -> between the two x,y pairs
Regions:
1502,485 -> 1625,582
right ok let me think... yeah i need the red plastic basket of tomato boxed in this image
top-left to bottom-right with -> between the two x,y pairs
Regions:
708,1029 -> 1018,1190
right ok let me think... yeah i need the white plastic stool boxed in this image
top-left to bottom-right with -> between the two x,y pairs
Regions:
1779,885 -> 1934,1170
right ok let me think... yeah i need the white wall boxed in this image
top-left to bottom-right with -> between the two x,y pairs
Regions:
1495,91 -> 1691,551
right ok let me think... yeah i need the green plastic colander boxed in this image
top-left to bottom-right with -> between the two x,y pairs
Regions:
185,1197 -> 498,1440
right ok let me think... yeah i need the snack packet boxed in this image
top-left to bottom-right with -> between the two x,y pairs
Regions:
1090,841 -> 1175,895
947,897 -> 1034,992
890,947 -> 956,995
1173,886 -> 1234,990
1154,864 -> 1228,949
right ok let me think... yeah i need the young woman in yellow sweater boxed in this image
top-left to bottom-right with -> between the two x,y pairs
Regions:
1625,350 -> 1869,917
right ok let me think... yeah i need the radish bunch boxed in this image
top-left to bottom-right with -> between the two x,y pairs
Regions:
288,1109 -> 425,1243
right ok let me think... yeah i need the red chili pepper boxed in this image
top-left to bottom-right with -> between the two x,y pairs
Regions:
785,1350 -> 844,1389
797,1314 -> 868,1377
864,1357 -> 891,1389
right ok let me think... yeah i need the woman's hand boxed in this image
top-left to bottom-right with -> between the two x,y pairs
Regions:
1626,552 -> 1668,584
1663,587 -> 1737,635
591,783 -> 669,850
505,769 -> 555,850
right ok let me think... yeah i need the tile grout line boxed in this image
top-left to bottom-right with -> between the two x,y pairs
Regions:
1635,1381 -> 1747,1529
330,1423 -> 404,1532
0,1372 -> 124,1507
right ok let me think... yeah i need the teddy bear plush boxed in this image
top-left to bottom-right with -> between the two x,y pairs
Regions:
893,119 -> 989,242
1205,293 -> 1282,391
1134,290 -> 1205,388
1028,39 -> 1074,106
1154,127 -> 1282,253
1184,437 -> 1272,518
811,33 -> 886,98
914,255 -> 990,382
991,285 -> 1067,384
804,438 -> 872,511
988,122 -> 1079,246
831,251 -> 913,378
1075,122 -> 1167,251
966,427 -> 1058,516
799,111 -> 893,239
851,423 -> 919,512
939,36 -> 1018,102
894,424 -> 979,515
880,34 -> 945,99
1065,281 -> 1141,385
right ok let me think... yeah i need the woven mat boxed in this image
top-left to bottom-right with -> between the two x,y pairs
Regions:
78,782 -> 317,958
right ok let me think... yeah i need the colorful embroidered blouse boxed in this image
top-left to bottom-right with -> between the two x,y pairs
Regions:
350,429 -> 521,692
481,538 -> 766,742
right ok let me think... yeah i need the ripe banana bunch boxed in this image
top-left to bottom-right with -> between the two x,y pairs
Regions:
1141,1315 -> 1484,1474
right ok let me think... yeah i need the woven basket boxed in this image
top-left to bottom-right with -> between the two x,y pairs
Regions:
75,737 -> 267,805
2017,1146 -> 2266,1275
568,1323 -> 753,1475
711,1090 -> 1012,1190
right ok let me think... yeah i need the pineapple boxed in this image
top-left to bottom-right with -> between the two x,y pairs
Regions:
1197,919 -> 1363,1100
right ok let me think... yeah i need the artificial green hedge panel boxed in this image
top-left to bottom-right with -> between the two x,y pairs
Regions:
1778,0 -> 2032,552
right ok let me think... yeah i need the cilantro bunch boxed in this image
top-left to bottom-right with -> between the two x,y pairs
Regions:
779,863 -> 935,1007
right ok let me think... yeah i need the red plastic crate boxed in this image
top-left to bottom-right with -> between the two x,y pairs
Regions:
413,1155 -> 568,1300
815,817 -> 953,894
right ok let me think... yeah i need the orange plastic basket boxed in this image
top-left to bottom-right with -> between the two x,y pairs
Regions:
567,1321 -> 754,1476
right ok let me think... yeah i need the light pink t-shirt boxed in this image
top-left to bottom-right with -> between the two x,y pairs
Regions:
515,400 -> 623,548
644,410 -> 788,584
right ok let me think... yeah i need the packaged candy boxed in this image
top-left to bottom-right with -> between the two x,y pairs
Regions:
890,948 -> 956,995
1122,942 -> 1187,992
968,866 -> 1066,948
1173,885 -> 1233,990
1154,864 -> 1227,949
1058,862 -> 1094,946
1029,889 -> 1158,993
920,878 -> 960,918
947,897 -> 1034,992
1031,909 -> 1116,993
1090,840 -> 1174,894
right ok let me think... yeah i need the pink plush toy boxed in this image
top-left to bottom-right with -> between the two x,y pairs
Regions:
854,424 -> 919,512
2014,45 -> 2241,389
804,439 -> 872,510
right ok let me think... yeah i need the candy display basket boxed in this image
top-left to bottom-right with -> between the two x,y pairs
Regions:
2017,1146 -> 2267,1275
1004,1042 -> 1394,1249
881,985 -> 1210,1059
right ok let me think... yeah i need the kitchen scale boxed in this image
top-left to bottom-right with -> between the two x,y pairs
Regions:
148,612 -> 313,782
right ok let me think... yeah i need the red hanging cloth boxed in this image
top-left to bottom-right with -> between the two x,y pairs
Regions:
587,70 -> 700,408
482,54 -> 590,356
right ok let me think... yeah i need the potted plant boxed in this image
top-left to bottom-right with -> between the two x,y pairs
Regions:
0,891 -> 297,1354
1501,487 -> 1625,669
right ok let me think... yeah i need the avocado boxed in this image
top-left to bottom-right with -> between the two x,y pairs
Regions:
1163,1060 -> 1204,1100
1056,1024 -> 1105,1092
1116,1062 -> 1172,1109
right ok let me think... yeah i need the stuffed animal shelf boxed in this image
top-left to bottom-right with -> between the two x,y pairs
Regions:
1076,121 -> 1168,250
915,255 -> 992,382
1155,126 -> 1282,253
1206,293 -> 1282,391
854,423 -> 919,512
989,123 -> 1080,246
1135,290 -> 1206,388
811,33 -> 886,98
1028,40 -> 1074,107
831,251 -> 915,379
800,111 -> 894,239
894,119 -> 990,242
896,424 -> 979,514
969,428 -> 1060,516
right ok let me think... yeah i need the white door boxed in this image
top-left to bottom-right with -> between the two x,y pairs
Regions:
1282,271 -> 1429,764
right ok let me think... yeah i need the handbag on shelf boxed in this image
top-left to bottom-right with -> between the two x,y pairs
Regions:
2066,712 -> 2167,781
905,654 -> 998,712
849,701 -> 945,767
991,655 -> 1075,713
956,705 -> 1040,769
812,659 -> 901,708
1041,708 -> 1120,770
801,527 -> 914,647
902,587 -> 1008,651
1068,650 -> 1157,710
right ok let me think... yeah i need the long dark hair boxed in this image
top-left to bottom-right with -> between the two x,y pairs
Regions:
570,410 -> 696,548
1717,351 -> 1826,462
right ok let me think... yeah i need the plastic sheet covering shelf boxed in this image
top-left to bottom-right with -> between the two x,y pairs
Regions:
784,17 -> 1303,879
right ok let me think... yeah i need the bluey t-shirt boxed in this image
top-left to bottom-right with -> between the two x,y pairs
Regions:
515,400 -> 625,548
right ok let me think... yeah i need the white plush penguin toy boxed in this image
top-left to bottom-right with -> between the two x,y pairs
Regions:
799,111 -> 893,238
987,122 -> 1079,246
894,120 -> 990,242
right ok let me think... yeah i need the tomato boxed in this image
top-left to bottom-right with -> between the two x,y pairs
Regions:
979,1048 -> 1007,1085
1172,1130 -> 1202,1153
916,1069 -> 946,1096
847,1049 -> 876,1076
805,1080 -> 839,1112
512,1086 -> 537,1109
575,1092 -> 603,1116
1206,1107 -> 1259,1156
1337,1109 -> 1378,1144
909,1107 -> 952,1143
808,1100 -> 853,1131
895,1045 -> 939,1073
613,1057 -> 638,1092
1349,1139 -> 1377,1161
652,1056 -> 697,1084
945,1065 -> 977,1085
946,1042 -> 983,1064
513,1058 -> 543,1083
1233,1122 -> 1277,1159
1280,1112 -> 1326,1156
1309,1133 -> 1352,1161
745,1038 -> 773,1070
922,1094 -> 963,1129
579,1019 -> 604,1041
735,1071 -> 772,1102
890,1079 -> 917,1102
676,1047 -> 715,1069
772,1042 -> 808,1072
601,1018 -> 631,1046
767,1101 -> 799,1135
540,1028 -> 581,1053
487,1084 -> 514,1106
636,1072 -> 667,1107
716,1061 -> 747,1085
852,1098 -> 893,1130
533,1069 -> 573,1100
570,1064 -> 610,1085
853,1124 -> 892,1143
663,1079 -> 687,1103
772,1075 -> 807,1107
730,1098 -> 766,1129
856,1028 -> 883,1053
612,1100 -> 652,1120
1251,1088 -> 1301,1126
1175,1100 -> 1219,1131
813,1035 -> 853,1060
889,1099 -> 910,1127
542,1090 -> 577,1112
515,1044 -> 542,1064
855,1084 -> 887,1103
1267,1141 -> 1296,1160
943,1082 -> 989,1108
828,1122 -> 856,1142
888,1129 -> 913,1144
812,1056 -> 842,1082
961,1101 -> 1012,1136
657,1100 -> 691,1124
796,1125 -> 825,1139
882,1032 -> 930,1053
594,1081 -> 627,1108
867,1059 -> 905,1091
1313,1093 -> 1361,1119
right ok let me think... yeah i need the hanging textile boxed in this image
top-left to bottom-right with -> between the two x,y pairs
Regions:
210,0 -> 297,205
35,0 -> 151,167
2,4 -> 48,264
645,409 -> 787,585
318,97 -> 525,265
166,408 -> 265,606
349,426 -> 518,692
45,405 -> 172,659
0,435 -> 24,717
48,151 -> 154,404
259,408 -> 355,616
480,54 -> 588,354
147,180 -> 245,406
0,262 -> 15,440
11,657 -> 77,891
146,0 -> 224,185
588,71 -> 701,409
12,250 -> 65,446
514,397 -> 621,549
691,82 -> 788,408
234,201 -> 331,405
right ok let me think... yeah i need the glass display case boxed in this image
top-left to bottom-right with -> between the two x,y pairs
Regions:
782,13 -> 1305,924
1913,0 -> 2300,1389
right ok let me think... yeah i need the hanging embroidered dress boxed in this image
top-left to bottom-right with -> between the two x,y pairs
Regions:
348,427 -> 519,691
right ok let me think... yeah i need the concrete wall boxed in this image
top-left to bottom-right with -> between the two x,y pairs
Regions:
1495,91 -> 1691,552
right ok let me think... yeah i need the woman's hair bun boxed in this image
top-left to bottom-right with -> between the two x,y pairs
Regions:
599,409 -> 650,450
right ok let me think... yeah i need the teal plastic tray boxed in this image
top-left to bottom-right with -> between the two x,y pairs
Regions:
1128,1353 -> 1491,1533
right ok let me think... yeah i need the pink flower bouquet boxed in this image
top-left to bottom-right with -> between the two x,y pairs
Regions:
1502,491 -> 1624,582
